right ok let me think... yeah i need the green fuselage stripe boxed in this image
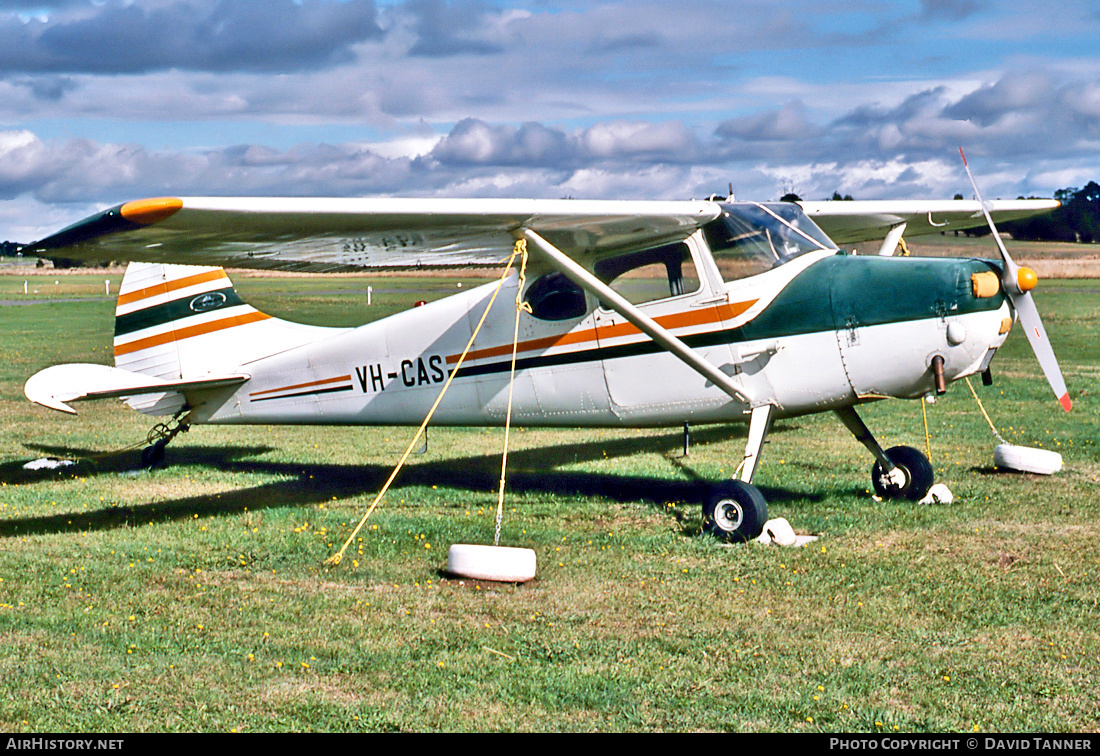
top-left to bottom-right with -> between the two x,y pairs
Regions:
455,255 -> 1006,379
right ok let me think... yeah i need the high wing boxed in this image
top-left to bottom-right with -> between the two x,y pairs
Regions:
799,199 -> 1060,245
28,197 -> 720,273
28,195 -> 1060,270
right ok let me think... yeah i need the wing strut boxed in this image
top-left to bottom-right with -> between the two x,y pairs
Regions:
877,222 -> 907,256
517,228 -> 753,406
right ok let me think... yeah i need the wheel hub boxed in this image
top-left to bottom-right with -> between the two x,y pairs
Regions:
879,464 -> 910,494
714,499 -> 744,531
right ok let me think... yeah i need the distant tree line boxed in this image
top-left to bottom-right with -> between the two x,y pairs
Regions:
0,239 -> 111,268
1001,182 -> 1100,243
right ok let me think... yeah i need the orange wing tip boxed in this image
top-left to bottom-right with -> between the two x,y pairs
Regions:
1059,394 -> 1072,412
120,197 -> 184,226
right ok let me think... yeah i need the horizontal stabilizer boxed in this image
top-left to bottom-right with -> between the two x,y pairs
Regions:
24,363 -> 248,415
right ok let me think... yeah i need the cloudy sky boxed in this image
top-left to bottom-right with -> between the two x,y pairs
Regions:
1,0 -> 1098,241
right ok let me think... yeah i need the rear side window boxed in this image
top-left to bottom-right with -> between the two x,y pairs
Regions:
593,242 -> 699,306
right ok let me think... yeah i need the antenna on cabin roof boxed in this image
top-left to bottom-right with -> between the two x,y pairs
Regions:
704,183 -> 737,202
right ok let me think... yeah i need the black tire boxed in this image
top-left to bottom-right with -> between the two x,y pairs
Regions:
871,445 -> 933,501
702,480 -> 768,543
141,440 -> 167,469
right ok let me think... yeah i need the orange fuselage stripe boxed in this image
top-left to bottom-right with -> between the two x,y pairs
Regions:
446,299 -> 757,364
249,374 -> 353,398
116,269 -> 229,308
113,311 -> 272,356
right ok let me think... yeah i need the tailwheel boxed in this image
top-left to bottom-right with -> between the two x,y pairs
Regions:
140,416 -> 190,470
141,438 -> 168,469
702,480 -> 768,543
871,445 -> 934,501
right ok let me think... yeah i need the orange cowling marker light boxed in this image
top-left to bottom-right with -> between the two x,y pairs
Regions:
1017,266 -> 1038,293
970,270 -> 1000,298
119,197 -> 184,226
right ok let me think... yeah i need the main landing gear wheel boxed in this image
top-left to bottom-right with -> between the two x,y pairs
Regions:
702,480 -> 768,543
871,445 -> 934,501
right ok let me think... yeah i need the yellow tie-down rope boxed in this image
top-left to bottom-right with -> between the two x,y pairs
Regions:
327,239 -> 528,567
964,376 -> 1009,445
920,396 -> 933,466
495,241 -> 531,545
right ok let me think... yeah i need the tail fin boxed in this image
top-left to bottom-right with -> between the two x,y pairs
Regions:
114,263 -> 339,415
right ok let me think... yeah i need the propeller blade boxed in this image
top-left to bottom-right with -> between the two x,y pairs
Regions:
959,147 -> 1071,412
959,148 -> 1021,291
1012,291 -> 1072,412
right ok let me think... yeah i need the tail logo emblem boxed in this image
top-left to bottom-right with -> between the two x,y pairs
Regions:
189,292 -> 228,313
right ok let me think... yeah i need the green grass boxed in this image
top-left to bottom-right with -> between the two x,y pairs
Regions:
1,267 -> 1098,732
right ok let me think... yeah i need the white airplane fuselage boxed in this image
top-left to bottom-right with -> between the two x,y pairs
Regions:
187,245 -> 1012,430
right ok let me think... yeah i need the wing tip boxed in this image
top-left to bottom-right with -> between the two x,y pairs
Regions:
120,197 -> 183,225
29,196 -> 183,253
1059,393 -> 1072,412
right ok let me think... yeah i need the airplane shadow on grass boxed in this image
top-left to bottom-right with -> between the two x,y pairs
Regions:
0,423 -> 827,539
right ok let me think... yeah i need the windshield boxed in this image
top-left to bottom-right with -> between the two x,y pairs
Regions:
702,202 -> 837,280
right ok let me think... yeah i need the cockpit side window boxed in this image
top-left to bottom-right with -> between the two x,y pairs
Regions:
593,242 -> 700,306
524,271 -> 588,321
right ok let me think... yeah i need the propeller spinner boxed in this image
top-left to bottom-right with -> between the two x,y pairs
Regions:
959,148 -> 1071,412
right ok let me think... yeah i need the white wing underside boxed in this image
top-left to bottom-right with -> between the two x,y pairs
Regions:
31,198 -> 722,273
28,196 -> 1059,273
798,199 -> 1060,245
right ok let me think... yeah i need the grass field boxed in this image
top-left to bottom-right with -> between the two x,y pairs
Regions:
1,246 -> 1098,733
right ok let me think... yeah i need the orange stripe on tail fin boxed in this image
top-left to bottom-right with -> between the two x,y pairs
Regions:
113,262 -> 347,416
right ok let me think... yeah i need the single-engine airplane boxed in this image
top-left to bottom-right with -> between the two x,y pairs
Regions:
23,163 -> 1068,542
